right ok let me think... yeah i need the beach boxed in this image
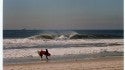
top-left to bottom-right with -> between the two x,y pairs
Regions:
4,56 -> 123,70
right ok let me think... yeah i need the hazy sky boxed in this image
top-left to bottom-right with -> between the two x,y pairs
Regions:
3,0 -> 123,30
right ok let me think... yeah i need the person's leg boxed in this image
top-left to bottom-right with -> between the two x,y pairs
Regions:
46,55 -> 48,60
40,54 -> 43,60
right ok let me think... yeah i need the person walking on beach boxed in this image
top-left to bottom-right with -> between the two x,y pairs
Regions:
38,49 -> 51,60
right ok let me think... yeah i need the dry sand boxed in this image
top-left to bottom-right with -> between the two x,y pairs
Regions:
4,57 -> 123,70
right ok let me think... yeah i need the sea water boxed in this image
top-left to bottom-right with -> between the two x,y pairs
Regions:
3,30 -> 123,64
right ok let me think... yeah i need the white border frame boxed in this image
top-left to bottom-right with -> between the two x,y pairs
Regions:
0,0 -> 3,70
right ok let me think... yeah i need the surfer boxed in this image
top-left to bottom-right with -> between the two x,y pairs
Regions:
38,49 -> 51,60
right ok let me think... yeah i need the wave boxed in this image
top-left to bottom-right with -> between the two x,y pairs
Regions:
28,34 -> 122,40
27,31 -> 122,39
28,31 -> 79,40
69,34 -> 123,39
3,30 -> 123,39
28,34 -> 55,39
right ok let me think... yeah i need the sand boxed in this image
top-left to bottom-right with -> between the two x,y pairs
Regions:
4,57 -> 123,70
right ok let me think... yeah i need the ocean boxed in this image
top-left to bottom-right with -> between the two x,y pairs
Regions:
3,30 -> 123,39
3,30 -> 123,64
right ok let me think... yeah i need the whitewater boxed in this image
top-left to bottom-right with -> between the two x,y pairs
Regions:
3,38 -> 123,64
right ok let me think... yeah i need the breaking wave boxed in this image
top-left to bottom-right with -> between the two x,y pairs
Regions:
28,32 -> 122,40
28,31 -> 78,39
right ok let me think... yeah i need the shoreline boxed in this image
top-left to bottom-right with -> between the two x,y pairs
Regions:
4,52 -> 123,65
4,56 -> 123,70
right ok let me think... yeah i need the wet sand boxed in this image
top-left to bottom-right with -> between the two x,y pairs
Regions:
4,56 -> 123,70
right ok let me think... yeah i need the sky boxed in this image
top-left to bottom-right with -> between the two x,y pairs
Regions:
3,0 -> 123,30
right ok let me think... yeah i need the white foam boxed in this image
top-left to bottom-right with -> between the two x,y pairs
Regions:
3,45 -> 123,59
3,39 -> 123,48
3,39 -> 123,59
